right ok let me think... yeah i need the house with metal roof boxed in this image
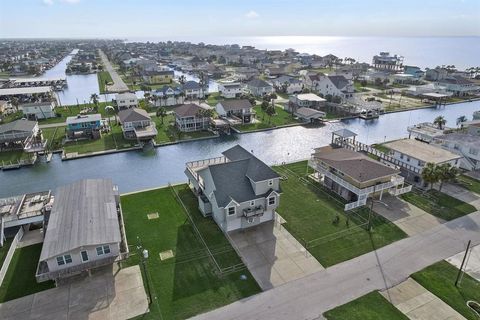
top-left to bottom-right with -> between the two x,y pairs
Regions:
308,146 -> 410,211
36,179 -> 127,283
185,145 -> 281,232
118,108 -> 157,141
174,103 -> 211,132
215,99 -> 254,123
66,114 -> 102,139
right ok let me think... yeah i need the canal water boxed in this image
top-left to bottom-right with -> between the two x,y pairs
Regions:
1,100 -> 479,198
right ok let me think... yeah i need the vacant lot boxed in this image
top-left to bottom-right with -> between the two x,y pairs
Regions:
273,161 -> 406,267
120,185 -> 260,320
400,188 -> 476,221
323,291 -> 408,320
412,261 -> 480,320
0,244 -> 54,303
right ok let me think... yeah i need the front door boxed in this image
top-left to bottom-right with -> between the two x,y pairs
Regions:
81,250 -> 89,262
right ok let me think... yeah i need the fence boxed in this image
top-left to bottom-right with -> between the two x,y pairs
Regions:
0,227 -> 24,286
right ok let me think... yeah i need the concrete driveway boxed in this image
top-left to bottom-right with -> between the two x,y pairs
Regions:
381,278 -> 465,319
227,219 -> 323,290
372,194 -> 445,236
446,244 -> 480,281
0,265 -> 148,320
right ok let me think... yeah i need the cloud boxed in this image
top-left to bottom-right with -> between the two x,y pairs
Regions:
245,10 -> 260,19
42,0 -> 81,5
42,0 -> 54,5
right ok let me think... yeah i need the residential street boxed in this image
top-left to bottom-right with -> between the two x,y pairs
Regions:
191,211 -> 480,320
98,49 -> 129,93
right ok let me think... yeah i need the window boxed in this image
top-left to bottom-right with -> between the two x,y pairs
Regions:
228,207 -> 236,216
400,154 -> 404,159
268,196 -> 276,206
81,250 -> 89,262
96,245 -> 111,256
268,179 -> 273,186
247,217 -> 254,224
56,254 -> 73,266
250,200 -> 255,206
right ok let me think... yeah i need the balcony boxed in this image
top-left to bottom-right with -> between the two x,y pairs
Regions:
186,156 -> 227,181
243,205 -> 264,218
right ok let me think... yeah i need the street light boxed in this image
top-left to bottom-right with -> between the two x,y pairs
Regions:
368,198 -> 389,231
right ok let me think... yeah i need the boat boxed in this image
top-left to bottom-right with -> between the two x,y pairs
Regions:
359,109 -> 380,120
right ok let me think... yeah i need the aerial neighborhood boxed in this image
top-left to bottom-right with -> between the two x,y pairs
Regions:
0,38 -> 480,320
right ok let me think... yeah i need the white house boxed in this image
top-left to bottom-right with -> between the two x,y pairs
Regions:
218,83 -> 243,99
115,93 -> 138,110
152,86 -> 184,107
271,76 -> 303,94
185,145 -> 281,232
182,81 -> 205,100
287,93 -> 326,112
303,74 -> 353,100
245,78 -> 274,97
18,101 -> 56,120
216,99 -> 254,123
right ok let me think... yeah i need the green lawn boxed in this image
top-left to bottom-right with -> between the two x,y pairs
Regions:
236,105 -> 300,132
0,150 -> 33,165
39,101 -> 117,125
0,238 -> 13,266
97,71 -> 113,93
0,111 -> 23,124
456,175 -> 480,194
42,126 -> 65,151
273,161 -> 407,267
412,261 -> 480,320
400,188 -> 476,221
152,114 -> 215,145
371,143 -> 391,154
120,185 -> 260,320
0,244 -> 55,303
324,291 -> 408,320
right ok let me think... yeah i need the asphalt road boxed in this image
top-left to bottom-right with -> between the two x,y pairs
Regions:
98,49 -> 129,93
191,211 -> 480,320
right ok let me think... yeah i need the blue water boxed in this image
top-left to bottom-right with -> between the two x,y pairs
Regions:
1,100 -> 479,198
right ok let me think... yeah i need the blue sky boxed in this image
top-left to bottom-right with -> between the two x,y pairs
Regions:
1,0 -> 479,38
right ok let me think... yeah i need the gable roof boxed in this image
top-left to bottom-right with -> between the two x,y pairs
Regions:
0,119 -> 36,134
328,75 -> 349,90
118,108 -> 151,123
182,80 -> 201,90
174,103 -> 205,118
222,145 -> 279,182
218,99 -> 252,111
312,146 -> 399,183
39,179 -> 121,261
247,78 -> 272,88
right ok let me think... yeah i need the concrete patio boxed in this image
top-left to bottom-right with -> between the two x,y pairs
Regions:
381,278 -> 465,320
0,265 -> 148,320
372,194 -> 445,236
227,218 -> 323,290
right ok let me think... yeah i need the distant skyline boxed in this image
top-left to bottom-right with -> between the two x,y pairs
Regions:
0,0 -> 479,38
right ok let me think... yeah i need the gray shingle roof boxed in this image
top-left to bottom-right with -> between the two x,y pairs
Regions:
218,99 -> 252,111
182,80 -> 201,90
247,78 -> 272,88
328,75 -> 349,90
0,119 -> 36,134
222,145 -> 280,181
39,179 -> 121,261
174,103 -> 204,118
118,108 -> 151,123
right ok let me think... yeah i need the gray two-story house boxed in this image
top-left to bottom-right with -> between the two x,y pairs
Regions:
185,145 -> 281,232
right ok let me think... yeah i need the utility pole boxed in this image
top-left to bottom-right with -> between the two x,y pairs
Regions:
455,240 -> 471,287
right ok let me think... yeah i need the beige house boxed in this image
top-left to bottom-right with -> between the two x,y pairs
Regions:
118,108 -> 157,141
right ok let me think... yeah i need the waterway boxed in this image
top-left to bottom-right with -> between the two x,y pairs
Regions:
1,100 -> 479,198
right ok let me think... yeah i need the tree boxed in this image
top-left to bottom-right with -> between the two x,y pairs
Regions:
178,75 -> 186,85
90,93 -> 99,112
437,163 -> 458,191
156,107 -> 167,124
266,104 -> 276,124
325,94 -> 333,102
260,101 -> 269,121
433,116 -> 447,130
332,96 -> 342,104
456,115 -> 467,127
422,162 -> 439,190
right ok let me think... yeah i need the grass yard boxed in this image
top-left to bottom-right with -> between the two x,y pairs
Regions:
38,101 -> 117,125
97,71 -> 113,93
152,114 -> 216,145
371,143 -> 391,154
323,291 -> 408,320
273,161 -> 407,267
412,261 -> 480,320
400,188 -> 476,221
0,238 -> 13,266
120,185 -> 260,320
456,175 -> 480,194
0,244 -> 55,303
236,105 -> 300,132
0,111 -> 23,124
42,126 -> 65,151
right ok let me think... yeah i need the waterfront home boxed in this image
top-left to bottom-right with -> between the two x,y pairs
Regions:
404,65 -> 424,79
36,179 -> 126,283
303,74 -> 353,100
405,83 -> 450,97
118,108 -> 157,141
115,93 -> 138,110
431,122 -> 480,170
216,99 -> 254,123
66,114 -> 102,139
174,103 -> 210,132
182,81 -> 205,100
185,145 -> 281,232
383,139 -> 461,186
218,83 -> 243,99
287,93 -> 326,113
425,67 -> 449,81
141,70 -> 174,85
245,78 -> 274,97
271,76 -> 303,94
407,122 -> 454,143
371,52 -> 404,72
308,146 -> 410,210
436,76 -> 479,97
0,119 -> 45,152
294,107 -> 325,123
152,86 -> 184,107
18,101 -> 56,120
391,73 -> 417,85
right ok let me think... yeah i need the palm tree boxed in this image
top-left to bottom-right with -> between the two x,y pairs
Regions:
437,163 -> 458,191
456,115 -> 467,127
422,162 -> 439,190
433,116 -> 446,130
90,93 -> 99,112
156,107 -> 167,124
